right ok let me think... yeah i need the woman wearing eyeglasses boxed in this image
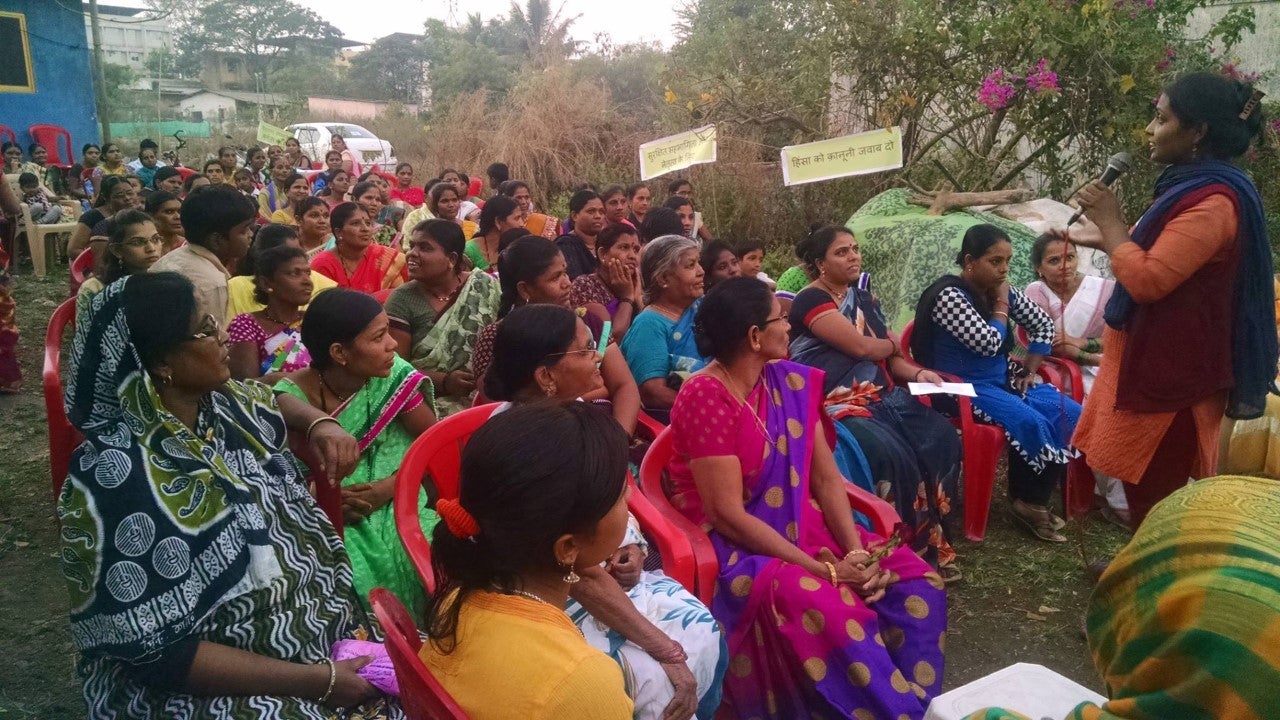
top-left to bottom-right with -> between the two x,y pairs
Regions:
60,272 -> 403,718
470,235 -> 641,433
482,304 -> 725,720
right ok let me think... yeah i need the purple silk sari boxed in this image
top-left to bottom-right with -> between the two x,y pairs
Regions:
709,361 -> 947,719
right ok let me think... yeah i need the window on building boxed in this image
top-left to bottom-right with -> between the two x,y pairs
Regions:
0,12 -> 35,93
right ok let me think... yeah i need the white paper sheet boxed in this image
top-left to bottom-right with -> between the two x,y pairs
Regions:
908,382 -> 977,398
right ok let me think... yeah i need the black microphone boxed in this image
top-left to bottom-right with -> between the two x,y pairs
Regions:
1068,152 -> 1132,225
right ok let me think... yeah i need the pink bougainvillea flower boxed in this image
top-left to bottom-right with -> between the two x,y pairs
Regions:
1025,58 -> 1060,94
978,68 -> 1018,111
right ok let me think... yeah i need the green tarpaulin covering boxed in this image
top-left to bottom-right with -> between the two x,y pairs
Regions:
846,189 -> 1039,329
107,121 -> 212,139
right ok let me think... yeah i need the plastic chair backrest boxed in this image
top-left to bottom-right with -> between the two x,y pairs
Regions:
638,426 -> 901,606
394,405 -> 495,596
28,124 -> 73,166
368,587 -> 470,720
43,298 -> 83,499
70,249 -> 94,296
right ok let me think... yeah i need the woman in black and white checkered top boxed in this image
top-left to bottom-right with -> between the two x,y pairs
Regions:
910,225 -> 1082,543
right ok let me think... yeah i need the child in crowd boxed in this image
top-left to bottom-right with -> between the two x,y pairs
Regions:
233,168 -> 259,199
735,238 -> 775,289
18,172 -> 64,224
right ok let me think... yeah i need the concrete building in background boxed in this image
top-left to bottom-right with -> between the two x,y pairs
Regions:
1189,0 -> 1280,94
80,2 -> 173,73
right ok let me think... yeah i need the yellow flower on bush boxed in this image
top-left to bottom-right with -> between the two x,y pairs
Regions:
664,87 -> 677,104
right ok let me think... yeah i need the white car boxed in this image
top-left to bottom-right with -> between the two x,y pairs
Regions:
285,122 -> 396,173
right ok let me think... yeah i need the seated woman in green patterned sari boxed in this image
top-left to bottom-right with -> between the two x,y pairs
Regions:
276,288 -> 439,617
966,475 -> 1280,720
386,219 -> 500,416
58,272 -> 400,719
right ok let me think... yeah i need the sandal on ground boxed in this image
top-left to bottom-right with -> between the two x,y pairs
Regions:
1010,499 -> 1068,543
939,564 -> 963,584
1098,505 -> 1132,531
1049,512 -> 1066,531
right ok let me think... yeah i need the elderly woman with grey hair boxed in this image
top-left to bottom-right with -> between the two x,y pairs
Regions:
619,235 -> 707,415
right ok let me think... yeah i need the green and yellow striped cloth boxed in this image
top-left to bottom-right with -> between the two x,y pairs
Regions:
968,474 -> 1280,720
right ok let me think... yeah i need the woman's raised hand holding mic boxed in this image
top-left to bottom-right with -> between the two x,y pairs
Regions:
1071,181 -> 1131,253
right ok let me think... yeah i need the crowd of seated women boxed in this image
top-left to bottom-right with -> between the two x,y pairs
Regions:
56,71 -> 1278,720
53,159 -> 1074,719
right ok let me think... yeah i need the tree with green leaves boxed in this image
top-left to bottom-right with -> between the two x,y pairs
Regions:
504,0 -> 582,68
346,34 -> 428,105
670,0 -> 1259,202
161,0 -> 344,94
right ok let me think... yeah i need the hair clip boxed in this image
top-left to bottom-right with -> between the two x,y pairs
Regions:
1239,88 -> 1265,121
437,498 -> 480,543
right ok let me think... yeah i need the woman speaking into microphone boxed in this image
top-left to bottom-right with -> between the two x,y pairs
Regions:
1069,72 -> 1274,531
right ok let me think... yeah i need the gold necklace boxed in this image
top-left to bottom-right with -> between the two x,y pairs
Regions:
710,363 -> 770,441
817,279 -> 849,303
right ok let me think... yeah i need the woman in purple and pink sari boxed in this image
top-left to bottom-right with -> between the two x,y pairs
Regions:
668,277 -> 946,719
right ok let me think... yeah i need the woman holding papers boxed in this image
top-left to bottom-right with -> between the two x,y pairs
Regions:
912,224 -> 1081,543
788,225 -> 960,574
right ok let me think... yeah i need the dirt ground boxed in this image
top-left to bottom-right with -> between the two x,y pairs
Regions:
0,262 -> 1128,717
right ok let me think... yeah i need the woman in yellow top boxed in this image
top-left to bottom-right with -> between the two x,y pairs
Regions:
226,224 -> 337,320
421,401 -> 634,720
269,173 -> 312,225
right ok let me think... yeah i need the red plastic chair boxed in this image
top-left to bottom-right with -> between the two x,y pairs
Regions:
900,321 -> 1013,541
69,248 -> 94,296
368,587 -> 469,720
28,124 -> 74,166
638,426 -> 901,607
1014,326 -> 1085,403
393,404 -> 705,597
1011,327 -> 1095,518
43,299 -> 83,500
0,125 -> 15,147
901,321 -> 1096,534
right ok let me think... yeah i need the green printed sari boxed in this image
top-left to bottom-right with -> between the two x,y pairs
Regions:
407,270 -> 499,416
276,355 -> 439,616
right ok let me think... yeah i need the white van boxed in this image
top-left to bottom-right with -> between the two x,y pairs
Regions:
285,122 -> 396,173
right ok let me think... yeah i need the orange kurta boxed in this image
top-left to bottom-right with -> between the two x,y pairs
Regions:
1073,194 -> 1238,484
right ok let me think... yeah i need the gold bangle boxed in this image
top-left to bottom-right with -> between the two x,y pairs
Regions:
305,415 -> 339,441
845,549 -> 871,565
823,561 -> 838,587
317,657 -> 337,704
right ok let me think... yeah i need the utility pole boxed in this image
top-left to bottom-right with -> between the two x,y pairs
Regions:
87,0 -> 112,143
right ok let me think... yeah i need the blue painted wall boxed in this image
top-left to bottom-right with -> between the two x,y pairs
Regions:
0,0 -> 99,160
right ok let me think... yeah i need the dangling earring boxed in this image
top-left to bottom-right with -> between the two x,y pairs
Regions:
562,563 -> 581,584
543,381 -> 557,397
157,372 -> 172,387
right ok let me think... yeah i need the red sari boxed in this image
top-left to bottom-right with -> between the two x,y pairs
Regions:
311,244 -> 407,295
390,186 -> 424,208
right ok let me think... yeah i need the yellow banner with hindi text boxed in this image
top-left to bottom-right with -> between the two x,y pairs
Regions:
781,127 -> 903,186
256,121 -> 292,146
639,125 -> 717,181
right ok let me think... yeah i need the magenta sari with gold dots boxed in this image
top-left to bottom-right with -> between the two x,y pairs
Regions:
668,360 -> 947,719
